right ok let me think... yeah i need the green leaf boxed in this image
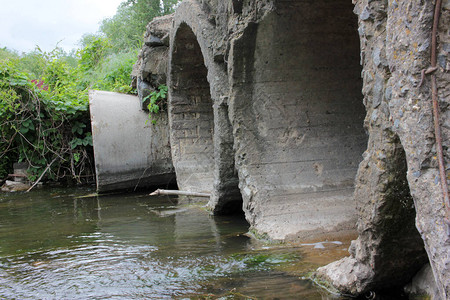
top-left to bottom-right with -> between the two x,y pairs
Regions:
70,138 -> 83,149
19,126 -> 29,134
83,134 -> 93,146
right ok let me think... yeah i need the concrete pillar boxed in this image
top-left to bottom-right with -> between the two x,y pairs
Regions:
168,1 -> 242,211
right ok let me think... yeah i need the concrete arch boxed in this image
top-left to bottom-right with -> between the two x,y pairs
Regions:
169,22 -> 215,192
168,0 -> 242,211
228,0 -> 368,240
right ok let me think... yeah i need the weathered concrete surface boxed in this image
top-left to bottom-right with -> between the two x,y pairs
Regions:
168,21 -> 215,193
89,90 -> 174,192
166,0 -> 367,238
133,0 -> 449,296
168,0 -> 242,212
317,0 -> 450,298
227,0 -> 366,241
316,133 -> 428,294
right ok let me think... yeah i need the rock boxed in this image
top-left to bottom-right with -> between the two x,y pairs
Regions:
140,47 -> 168,83
161,33 -> 170,47
145,35 -> 163,47
145,14 -> 173,40
405,264 -> 441,300
1,180 -> 30,192
137,78 -> 153,110
316,257 -> 374,295
318,0 -> 449,298
132,14 -> 173,106
360,7 -> 372,20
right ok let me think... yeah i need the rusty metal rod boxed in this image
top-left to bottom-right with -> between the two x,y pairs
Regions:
431,76 -> 449,225
429,0 -> 450,229
431,0 -> 441,67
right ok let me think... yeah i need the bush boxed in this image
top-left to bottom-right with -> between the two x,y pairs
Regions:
0,51 -> 94,184
80,47 -> 138,94
0,0 -> 182,183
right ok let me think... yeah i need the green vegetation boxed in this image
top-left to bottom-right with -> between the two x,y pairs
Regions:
100,0 -> 179,50
0,0 -> 180,184
0,47 -> 93,183
145,84 -> 168,124
230,251 -> 300,270
76,36 -> 137,94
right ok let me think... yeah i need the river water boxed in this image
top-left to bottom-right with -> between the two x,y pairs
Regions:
0,188 -> 351,299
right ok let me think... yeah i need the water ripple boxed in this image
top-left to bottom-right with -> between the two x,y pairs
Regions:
0,238 -> 254,299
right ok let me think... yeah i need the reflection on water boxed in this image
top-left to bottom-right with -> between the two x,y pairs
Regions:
0,188 -> 349,299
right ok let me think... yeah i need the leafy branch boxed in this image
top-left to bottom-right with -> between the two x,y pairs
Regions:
144,84 -> 168,125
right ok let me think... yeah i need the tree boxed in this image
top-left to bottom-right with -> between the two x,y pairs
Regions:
100,0 -> 180,52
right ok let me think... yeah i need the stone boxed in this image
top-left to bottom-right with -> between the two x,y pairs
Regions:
140,47 -> 168,84
132,14 -> 173,105
1,180 -> 30,192
146,14 -> 173,39
137,77 -> 153,110
317,0 -> 449,298
360,7 -> 372,20
145,35 -> 163,47
161,33 -> 170,47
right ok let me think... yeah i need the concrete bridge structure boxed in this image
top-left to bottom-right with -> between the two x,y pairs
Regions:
167,0 -> 368,242
92,0 -> 450,298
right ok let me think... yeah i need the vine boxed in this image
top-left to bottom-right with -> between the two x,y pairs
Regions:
0,50 -> 94,184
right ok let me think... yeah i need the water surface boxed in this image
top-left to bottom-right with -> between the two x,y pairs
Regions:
0,188 -> 349,299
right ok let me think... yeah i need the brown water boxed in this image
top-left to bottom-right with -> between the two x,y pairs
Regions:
0,188 -> 351,299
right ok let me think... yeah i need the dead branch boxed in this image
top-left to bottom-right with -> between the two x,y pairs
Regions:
25,157 -> 58,193
149,189 -> 210,198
